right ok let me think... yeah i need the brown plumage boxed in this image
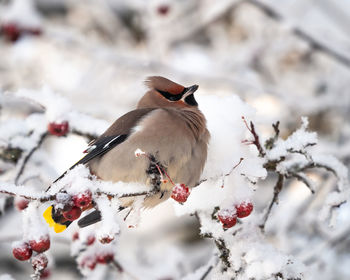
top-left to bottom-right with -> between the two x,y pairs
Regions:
49,76 -> 210,228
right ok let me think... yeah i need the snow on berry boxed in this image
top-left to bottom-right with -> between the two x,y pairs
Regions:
72,190 -> 92,208
40,269 -> 51,279
29,235 -> 50,253
62,206 -> 82,221
80,256 -> 97,270
86,235 -> 95,246
31,254 -> 48,272
217,208 -> 237,229
98,235 -> 114,244
72,232 -> 79,241
95,196 -> 120,244
157,4 -> 170,16
235,201 -> 253,218
12,241 -> 32,261
171,184 -> 190,203
15,197 -> 29,211
96,253 -> 114,264
47,121 -> 69,136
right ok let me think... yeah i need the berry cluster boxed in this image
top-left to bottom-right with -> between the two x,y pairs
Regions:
79,252 -> 114,270
12,236 -> 51,278
72,232 -> 114,271
217,201 -> 253,229
59,190 -> 93,222
12,235 -> 50,261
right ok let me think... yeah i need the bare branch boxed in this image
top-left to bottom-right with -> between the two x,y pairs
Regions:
260,174 -> 284,232
195,157 -> 244,187
246,0 -> 350,69
14,132 -> 48,185
287,172 -> 315,194
242,117 -> 266,157
199,265 -> 214,280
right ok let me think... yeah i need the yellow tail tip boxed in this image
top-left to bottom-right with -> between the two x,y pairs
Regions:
43,206 -> 67,233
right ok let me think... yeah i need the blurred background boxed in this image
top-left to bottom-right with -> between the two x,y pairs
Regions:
0,0 -> 350,279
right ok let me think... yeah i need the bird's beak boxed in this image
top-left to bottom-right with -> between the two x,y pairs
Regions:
183,85 -> 199,98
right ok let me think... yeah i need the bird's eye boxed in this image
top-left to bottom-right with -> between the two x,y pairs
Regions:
157,89 -> 182,101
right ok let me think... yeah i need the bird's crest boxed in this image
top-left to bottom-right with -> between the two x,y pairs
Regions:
145,76 -> 185,95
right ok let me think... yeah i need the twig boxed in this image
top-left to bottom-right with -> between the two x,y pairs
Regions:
14,132 -> 48,185
214,239 -> 231,270
199,265 -> 213,280
265,121 -> 280,150
242,117 -> 265,157
260,173 -> 284,232
287,172 -> 315,194
195,157 -> 244,187
245,0 -> 350,69
225,157 -> 245,177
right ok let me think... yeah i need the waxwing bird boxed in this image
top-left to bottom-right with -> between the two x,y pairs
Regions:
44,76 -> 210,232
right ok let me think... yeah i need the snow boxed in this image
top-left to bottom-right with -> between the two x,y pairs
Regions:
0,275 -> 15,280
0,0 -> 349,279
1,0 -> 42,28
95,196 -> 120,242
267,117 -> 318,161
48,164 -> 150,197
23,202 -> 49,242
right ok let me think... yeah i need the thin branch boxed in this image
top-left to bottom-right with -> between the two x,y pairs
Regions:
195,157 -> 244,187
214,239 -> 231,270
287,172 -> 315,194
260,173 -> 284,232
242,117 -> 265,157
199,265 -> 213,280
246,0 -> 350,69
14,132 -> 48,185
265,121 -> 280,150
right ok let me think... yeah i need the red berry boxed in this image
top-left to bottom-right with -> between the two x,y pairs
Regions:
12,241 -> 32,261
62,206 -> 82,221
32,254 -> 48,271
73,190 -> 92,208
1,23 -> 21,42
96,253 -> 114,264
218,209 -> 237,229
24,27 -> 42,36
47,121 -> 69,136
72,232 -> 79,241
81,256 -> 97,270
235,202 -> 253,218
87,235 -> 95,246
15,197 -> 29,211
98,236 -> 114,244
171,184 -> 190,203
157,5 -> 170,16
29,236 -> 51,253
40,269 -> 51,279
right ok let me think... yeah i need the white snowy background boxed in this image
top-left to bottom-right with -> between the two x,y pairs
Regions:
0,0 -> 350,279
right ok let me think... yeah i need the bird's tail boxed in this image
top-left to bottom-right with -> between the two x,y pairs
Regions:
78,210 -> 101,227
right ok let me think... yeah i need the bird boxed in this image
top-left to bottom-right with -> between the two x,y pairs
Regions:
43,76 -> 210,232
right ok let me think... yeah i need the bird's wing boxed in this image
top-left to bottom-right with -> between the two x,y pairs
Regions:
49,107 -> 157,185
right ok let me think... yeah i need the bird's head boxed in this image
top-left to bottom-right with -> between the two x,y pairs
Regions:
137,76 -> 199,109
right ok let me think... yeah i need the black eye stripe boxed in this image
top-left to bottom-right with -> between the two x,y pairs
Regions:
156,89 -> 183,101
